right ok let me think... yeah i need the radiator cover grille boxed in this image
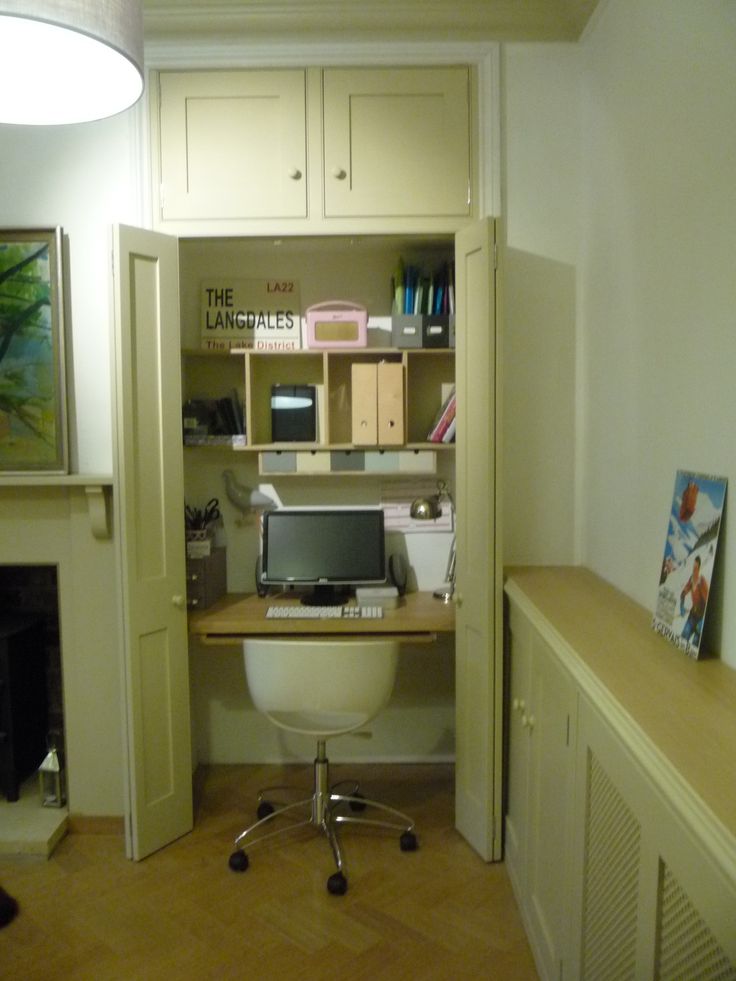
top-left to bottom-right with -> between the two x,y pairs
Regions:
581,750 -> 641,980
655,863 -> 736,981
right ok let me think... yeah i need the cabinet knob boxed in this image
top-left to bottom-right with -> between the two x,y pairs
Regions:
172,595 -> 185,608
332,166 -> 347,180
288,167 -> 302,181
513,698 -> 526,713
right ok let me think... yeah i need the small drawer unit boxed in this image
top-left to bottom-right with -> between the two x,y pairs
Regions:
0,615 -> 48,803
186,547 -> 227,610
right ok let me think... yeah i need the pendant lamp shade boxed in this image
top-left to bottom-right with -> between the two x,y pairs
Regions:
0,0 -> 144,125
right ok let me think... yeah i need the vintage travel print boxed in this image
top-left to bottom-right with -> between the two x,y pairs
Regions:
652,470 -> 727,658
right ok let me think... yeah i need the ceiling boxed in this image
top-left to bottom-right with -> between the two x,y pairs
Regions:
142,0 -> 602,44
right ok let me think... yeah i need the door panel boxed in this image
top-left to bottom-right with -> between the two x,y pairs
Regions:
454,217 -> 501,860
323,67 -> 471,218
113,225 -> 192,860
158,70 -> 307,220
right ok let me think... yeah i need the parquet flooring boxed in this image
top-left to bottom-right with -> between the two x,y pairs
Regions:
0,763 -> 538,980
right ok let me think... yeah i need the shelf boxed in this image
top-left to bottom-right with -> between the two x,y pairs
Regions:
0,474 -> 112,487
0,475 -> 113,540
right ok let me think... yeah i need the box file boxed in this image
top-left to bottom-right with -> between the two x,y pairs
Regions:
351,362 -> 404,446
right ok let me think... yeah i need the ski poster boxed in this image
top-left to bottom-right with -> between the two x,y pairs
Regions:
652,470 -> 727,659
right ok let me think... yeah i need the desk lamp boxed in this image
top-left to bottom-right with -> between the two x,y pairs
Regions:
410,479 -> 456,603
222,470 -> 278,518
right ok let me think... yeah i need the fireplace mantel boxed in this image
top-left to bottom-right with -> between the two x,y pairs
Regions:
0,475 -> 113,539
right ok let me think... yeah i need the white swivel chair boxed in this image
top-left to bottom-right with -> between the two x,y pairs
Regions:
228,637 -> 418,895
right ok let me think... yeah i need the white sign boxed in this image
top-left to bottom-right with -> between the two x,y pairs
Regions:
201,279 -> 301,351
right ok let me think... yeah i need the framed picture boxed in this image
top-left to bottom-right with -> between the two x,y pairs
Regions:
0,227 -> 68,474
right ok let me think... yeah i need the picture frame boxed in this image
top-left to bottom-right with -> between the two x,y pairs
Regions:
0,227 -> 68,474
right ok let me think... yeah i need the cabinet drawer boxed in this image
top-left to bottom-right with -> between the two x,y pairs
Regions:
186,547 -> 227,610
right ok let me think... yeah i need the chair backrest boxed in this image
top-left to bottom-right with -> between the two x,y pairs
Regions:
243,637 -> 400,737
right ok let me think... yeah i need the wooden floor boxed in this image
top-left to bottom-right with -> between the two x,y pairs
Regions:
0,763 -> 538,980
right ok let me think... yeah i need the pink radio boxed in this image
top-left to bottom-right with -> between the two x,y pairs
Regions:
305,300 -> 368,349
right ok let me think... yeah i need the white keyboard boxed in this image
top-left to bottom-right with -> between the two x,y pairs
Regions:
265,604 -> 384,620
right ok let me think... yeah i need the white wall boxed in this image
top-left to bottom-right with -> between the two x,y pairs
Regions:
503,1 -> 736,666
578,0 -> 736,665
0,109 -> 145,471
0,106 -> 146,814
501,43 -> 581,565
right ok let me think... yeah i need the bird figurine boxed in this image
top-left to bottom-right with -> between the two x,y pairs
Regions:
222,470 -> 277,521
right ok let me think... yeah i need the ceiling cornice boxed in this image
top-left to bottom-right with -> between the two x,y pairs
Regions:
142,1 -> 599,44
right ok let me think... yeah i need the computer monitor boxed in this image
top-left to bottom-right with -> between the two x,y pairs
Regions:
260,507 -> 386,605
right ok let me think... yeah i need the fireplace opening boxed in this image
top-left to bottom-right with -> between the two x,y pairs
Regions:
0,565 -> 65,808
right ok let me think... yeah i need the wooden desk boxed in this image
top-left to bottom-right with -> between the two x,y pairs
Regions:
188,591 -> 455,645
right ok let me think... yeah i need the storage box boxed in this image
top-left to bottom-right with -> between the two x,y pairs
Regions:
391,314 -> 454,349
186,547 -> 227,610
391,315 -> 423,348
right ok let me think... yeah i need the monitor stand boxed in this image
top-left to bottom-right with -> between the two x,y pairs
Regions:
300,584 -> 348,606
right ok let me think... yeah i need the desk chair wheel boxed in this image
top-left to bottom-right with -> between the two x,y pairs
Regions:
229,850 -> 249,872
349,791 -> 367,813
327,871 -> 348,896
257,800 -> 275,820
400,830 -> 418,852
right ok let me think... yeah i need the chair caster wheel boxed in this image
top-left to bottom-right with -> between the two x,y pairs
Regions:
349,792 -> 367,813
229,850 -> 249,872
257,800 -> 275,820
327,871 -> 348,895
400,831 -> 418,852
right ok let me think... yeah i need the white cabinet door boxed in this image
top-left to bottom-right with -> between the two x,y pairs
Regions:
526,631 -> 576,980
506,600 -> 576,981
157,70 -> 307,221
322,67 -> 472,218
112,225 -> 192,860
454,217 -> 501,860
505,602 -> 533,881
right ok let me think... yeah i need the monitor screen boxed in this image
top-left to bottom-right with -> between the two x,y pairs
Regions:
261,508 -> 386,605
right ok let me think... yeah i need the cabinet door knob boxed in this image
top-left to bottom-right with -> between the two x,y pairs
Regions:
288,167 -> 302,181
331,166 -> 347,180
172,595 -> 185,608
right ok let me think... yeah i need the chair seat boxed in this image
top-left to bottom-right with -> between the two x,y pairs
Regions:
265,710 -> 370,736
244,637 -> 400,738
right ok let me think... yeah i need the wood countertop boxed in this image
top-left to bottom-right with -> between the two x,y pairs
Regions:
504,565 -> 736,841
189,590 -> 455,643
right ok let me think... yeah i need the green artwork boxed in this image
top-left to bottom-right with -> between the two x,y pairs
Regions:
0,228 -> 67,473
